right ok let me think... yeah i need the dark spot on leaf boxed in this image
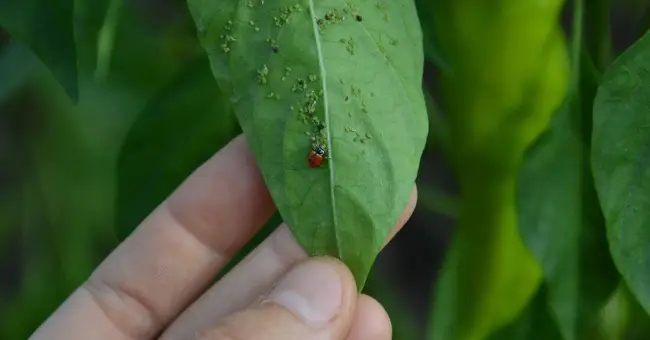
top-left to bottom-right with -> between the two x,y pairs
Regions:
355,15 -> 363,22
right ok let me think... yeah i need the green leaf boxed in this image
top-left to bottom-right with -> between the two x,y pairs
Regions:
488,285 -> 564,340
116,56 -> 240,240
0,0 -> 78,101
592,30 -> 650,319
517,105 -> 581,340
0,42 -> 37,104
414,0 -> 450,71
517,103 -> 617,340
188,0 -> 428,287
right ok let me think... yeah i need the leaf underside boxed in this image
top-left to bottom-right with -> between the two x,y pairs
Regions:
187,0 -> 428,286
593,31 -> 650,317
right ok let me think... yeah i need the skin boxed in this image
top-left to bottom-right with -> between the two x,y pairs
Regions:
30,134 -> 417,340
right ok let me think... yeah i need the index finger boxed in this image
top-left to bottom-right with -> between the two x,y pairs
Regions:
31,135 -> 276,340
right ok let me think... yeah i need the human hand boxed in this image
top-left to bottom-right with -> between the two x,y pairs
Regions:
30,135 -> 417,340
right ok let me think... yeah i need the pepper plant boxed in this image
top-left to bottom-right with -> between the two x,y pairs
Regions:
5,0 -> 650,339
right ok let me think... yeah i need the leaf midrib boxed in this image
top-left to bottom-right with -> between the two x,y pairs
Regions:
308,0 -> 341,258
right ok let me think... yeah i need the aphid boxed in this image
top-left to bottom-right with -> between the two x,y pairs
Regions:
307,145 -> 327,168
355,14 -> 363,22
272,45 -> 279,53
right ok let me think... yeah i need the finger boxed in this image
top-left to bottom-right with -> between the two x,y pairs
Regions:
345,295 -> 392,340
31,135 -> 276,340
197,258 -> 357,340
161,186 -> 417,339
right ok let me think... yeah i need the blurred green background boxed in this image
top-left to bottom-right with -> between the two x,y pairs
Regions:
1,1 -> 650,339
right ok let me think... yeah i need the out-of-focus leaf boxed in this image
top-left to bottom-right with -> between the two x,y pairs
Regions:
418,186 -> 458,219
414,0 -> 450,70
0,42 -> 37,104
188,0 -> 428,287
517,1 -> 618,337
517,103 -> 617,339
0,0 -> 78,101
94,0 -> 124,80
116,56 -> 239,240
424,87 -> 450,157
364,268 -> 421,340
488,285 -> 564,340
592,30 -> 650,318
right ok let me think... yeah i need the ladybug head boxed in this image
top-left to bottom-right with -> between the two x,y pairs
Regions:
314,146 -> 326,156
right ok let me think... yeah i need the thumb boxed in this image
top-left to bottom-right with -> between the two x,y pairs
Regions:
200,257 -> 358,340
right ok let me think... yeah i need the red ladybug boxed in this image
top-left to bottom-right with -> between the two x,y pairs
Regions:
307,146 -> 326,168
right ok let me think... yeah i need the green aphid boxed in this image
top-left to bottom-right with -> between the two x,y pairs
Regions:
256,64 -> 269,84
365,132 -> 372,139
309,74 -> 318,82
292,78 -> 307,92
247,0 -> 253,7
346,39 -> 356,55
351,85 -> 361,97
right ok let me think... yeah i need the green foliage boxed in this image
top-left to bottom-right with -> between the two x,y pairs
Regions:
0,42 -> 37,103
116,56 -> 240,239
0,0 -> 78,101
9,1 -> 650,339
428,1 -> 571,339
488,286 -> 564,340
516,1 -> 619,337
187,0 -> 428,287
593,30 -> 650,319
517,104 -> 583,340
413,0 -> 449,70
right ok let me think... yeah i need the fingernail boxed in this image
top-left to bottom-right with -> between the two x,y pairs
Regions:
266,261 -> 343,325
